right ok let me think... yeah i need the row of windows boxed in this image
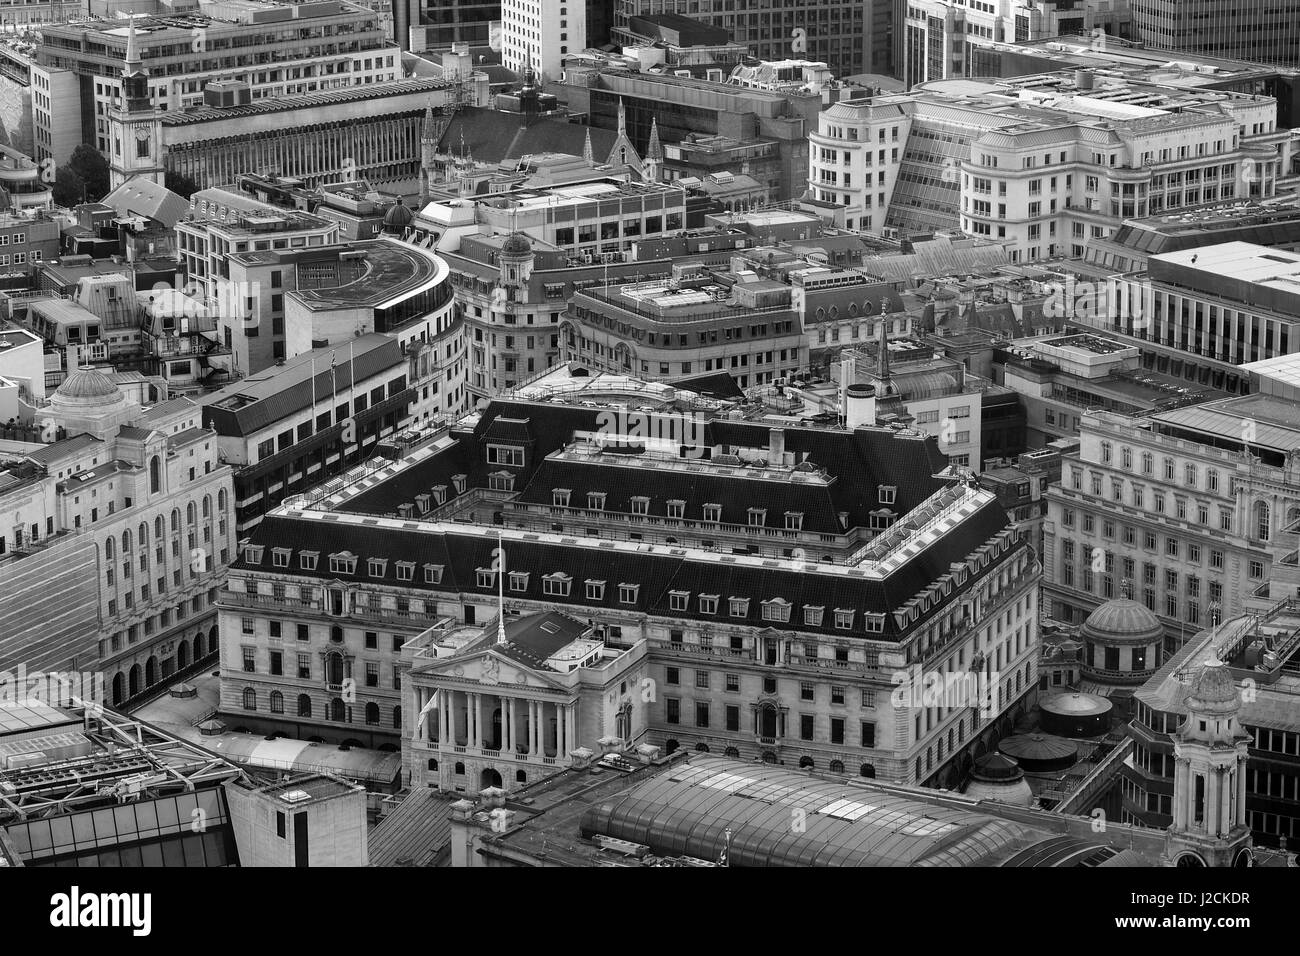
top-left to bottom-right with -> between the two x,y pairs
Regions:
241,689 -> 400,727
665,667 -> 879,709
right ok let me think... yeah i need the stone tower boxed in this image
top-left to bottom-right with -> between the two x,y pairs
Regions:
107,18 -> 165,190
1165,658 -> 1254,867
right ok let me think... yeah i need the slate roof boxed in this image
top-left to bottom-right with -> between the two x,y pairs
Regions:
102,177 -> 189,229
236,494 -> 1016,642
200,334 -> 403,439
367,788 -> 453,867
341,399 -> 953,533
439,109 -> 618,166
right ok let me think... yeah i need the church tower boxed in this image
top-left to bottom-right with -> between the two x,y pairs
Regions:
419,103 -> 440,208
1165,659 -> 1254,867
107,19 -> 165,190
644,116 -> 663,184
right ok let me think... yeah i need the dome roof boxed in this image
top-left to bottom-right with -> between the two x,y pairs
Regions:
1081,598 -> 1163,643
971,752 -> 1024,782
383,199 -> 413,231
500,231 -> 533,256
1040,692 -> 1112,717
998,733 -> 1078,771
1187,659 -> 1237,706
53,367 -> 122,406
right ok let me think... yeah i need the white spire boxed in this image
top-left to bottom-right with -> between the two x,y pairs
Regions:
496,529 -> 507,645
125,16 -> 140,70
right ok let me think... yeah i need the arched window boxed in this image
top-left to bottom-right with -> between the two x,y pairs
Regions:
798,756 -> 814,769
393,705 -> 402,729
139,523 -> 147,546
154,516 -> 164,539
829,760 -> 845,774
515,770 -> 527,783
105,538 -> 114,560
149,456 -> 160,494
122,530 -> 131,552
202,496 -> 211,519
724,746 -> 740,758
187,502 -> 197,526
454,762 -> 465,775
269,691 -> 284,714
297,694 -> 312,717
860,763 -> 876,778
329,697 -> 346,722
365,702 -> 380,725
218,489 -> 227,514
427,758 -> 438,771
1255,500 -> 1271,541
171,509 -> 180,533
694,742 -> 710,753
242,688 -> 256,710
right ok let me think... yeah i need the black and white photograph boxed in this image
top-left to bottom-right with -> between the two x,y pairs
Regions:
0,0 -> 1295,937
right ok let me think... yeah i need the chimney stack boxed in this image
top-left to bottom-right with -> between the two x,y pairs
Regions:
768,427 -> 785,467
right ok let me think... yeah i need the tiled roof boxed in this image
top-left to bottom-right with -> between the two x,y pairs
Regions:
236,496 -> 1015,641
367,788 -> 453,867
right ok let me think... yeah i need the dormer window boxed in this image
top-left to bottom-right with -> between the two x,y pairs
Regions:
784,512 -> 803,531
487,445 -> 524,467
878,485 -> 897,504
432,484 -> 448,505
667,499 -> 685,519
476,567 -> 496,588
630,496 -> 650,515
272,547 -> 290,568
729,597 -> 750,617
703,503 -> 722,522
699,594 -> 719,614
489,471 -> 515,492
509,571 -> 529,591
244,544 -> 265,564
396,561 -> 415,582
367,557 -> 387,578
585,579 -> 605,600
588,492 -> 607,511
834,609 -> 855,630
300,551 -> 318,571
542,573 -> 572,597
804,605 -> 825,627
865,613 -> 885,633
329,552 -> 357,575
552,488 -> 571,507
424,563 -> 444,584
761,598 -> 792,623
619,583 -> 639,604
747,508 -> 766,527
452,474 -> 467,494
669,590 -> 689,611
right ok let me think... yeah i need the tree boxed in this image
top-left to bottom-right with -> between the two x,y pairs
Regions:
51,165 -> 86,208
66,145 -> 110,203
165,171 -> 200,200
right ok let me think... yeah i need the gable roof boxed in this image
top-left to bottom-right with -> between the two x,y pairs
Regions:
102,177 -> 189,229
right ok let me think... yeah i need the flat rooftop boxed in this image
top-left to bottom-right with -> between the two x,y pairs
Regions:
164,77 -> 450,126
286,239 -> 446,310
1148,241 -> 1300,288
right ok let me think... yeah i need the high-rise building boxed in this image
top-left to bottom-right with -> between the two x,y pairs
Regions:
902,0 -> 1134,89
612,0 -> 878,79
501,0 -> 585,83
1130,0 -> 1300,67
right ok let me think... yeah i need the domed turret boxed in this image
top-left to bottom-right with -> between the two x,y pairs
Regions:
382,198 -> 413,233
1080,597 -> 1163,684
500,232 -> 533,257
963,753 -> 1034,807
52,367 -> 122,407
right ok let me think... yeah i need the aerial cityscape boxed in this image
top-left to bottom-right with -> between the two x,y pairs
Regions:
0,0 -> 1297,901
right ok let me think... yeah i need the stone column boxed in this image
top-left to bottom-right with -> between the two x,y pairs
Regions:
1205,770 -> 1218,835
566,704 -> 577,757
1237,756 -> 1248,826
506,697 -> 516,754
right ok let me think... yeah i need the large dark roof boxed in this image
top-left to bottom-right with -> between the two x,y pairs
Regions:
438,109 -> 617,166
341,398 -> 953,532
236,492 -> 1015,641
200,335 -> 403,438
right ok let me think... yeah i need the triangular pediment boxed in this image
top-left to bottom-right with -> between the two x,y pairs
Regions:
413,649 -> 566,690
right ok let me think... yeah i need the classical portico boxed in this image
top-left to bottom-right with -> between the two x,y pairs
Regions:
403,610 -> 646,793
